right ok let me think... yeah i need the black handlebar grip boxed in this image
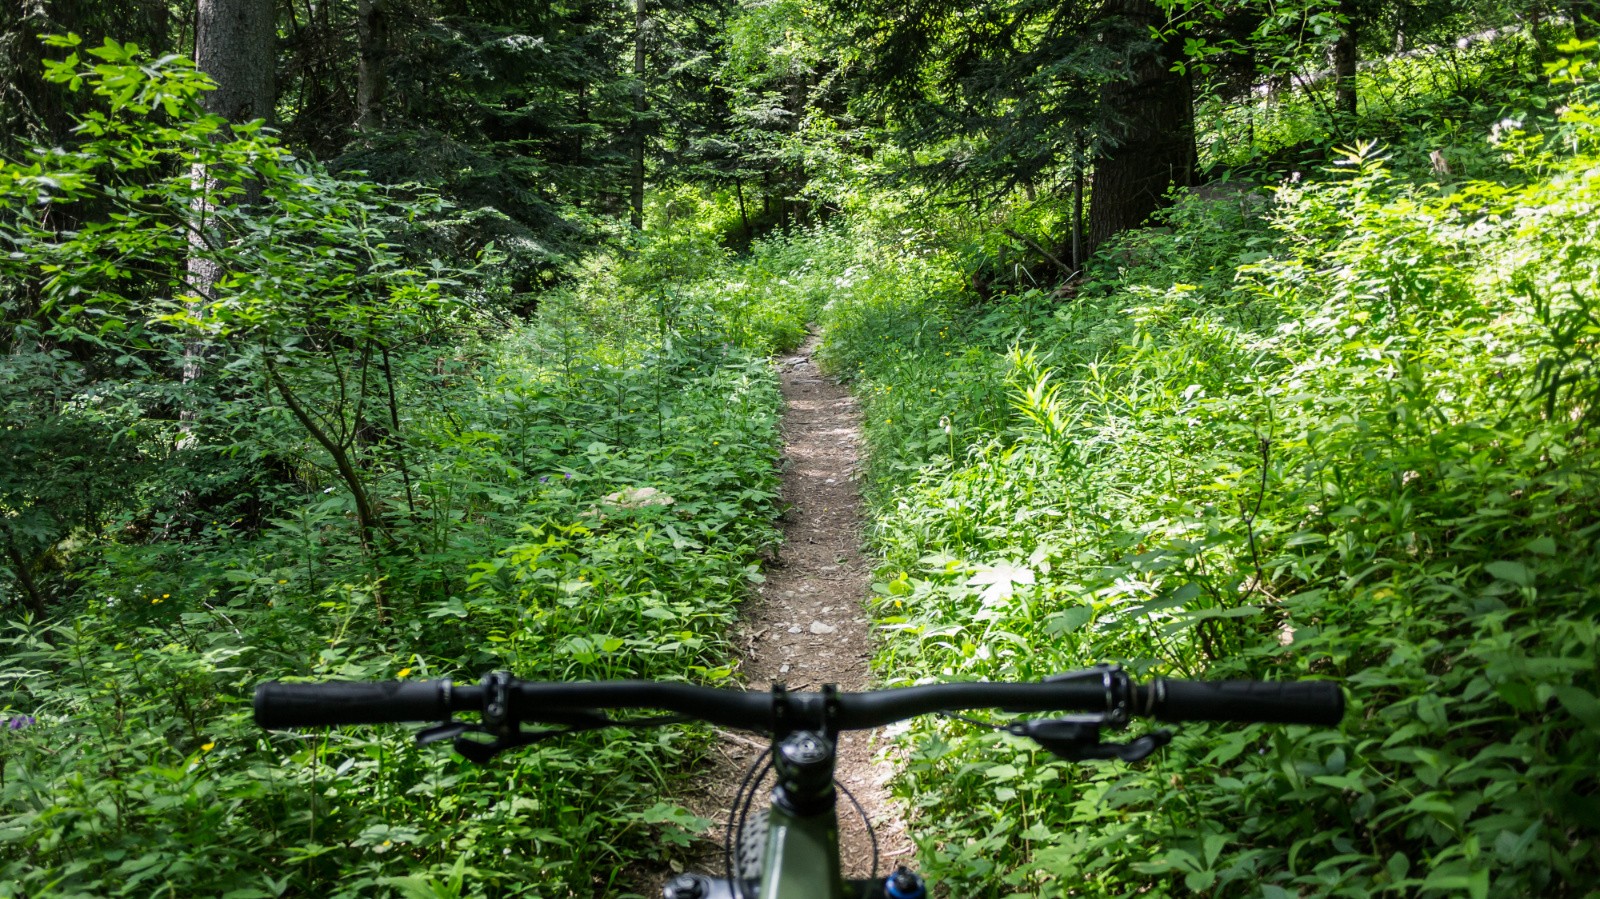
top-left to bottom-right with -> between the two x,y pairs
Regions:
1151,679 -> 1344,726
254,680 -> 454,729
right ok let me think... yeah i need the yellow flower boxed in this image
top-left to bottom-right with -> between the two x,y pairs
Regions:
201,742 -> 215,752
151,598 -> 162,604
398,667 -> 413,678
277,579 -> 287,585
162,594 -> 170,599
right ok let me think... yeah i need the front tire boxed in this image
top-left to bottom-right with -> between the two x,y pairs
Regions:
733,807 -> 768,880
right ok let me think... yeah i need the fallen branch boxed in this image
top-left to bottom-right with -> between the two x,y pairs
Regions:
1003,228 -> 1074,277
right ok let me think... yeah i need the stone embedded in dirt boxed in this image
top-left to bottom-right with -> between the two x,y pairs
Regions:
788,626 -> 802,634
809,621 -> 837,635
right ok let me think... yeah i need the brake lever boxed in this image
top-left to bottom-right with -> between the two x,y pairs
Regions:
1008,715 -> 1172,763
417,721 -> 471,746
451,727 -> 574,764
417,709 -> 669,763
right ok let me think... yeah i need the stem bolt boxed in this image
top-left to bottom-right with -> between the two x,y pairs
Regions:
886,866 -> 927,899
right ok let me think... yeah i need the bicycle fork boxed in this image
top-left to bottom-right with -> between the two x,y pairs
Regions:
664,729 -> 927,899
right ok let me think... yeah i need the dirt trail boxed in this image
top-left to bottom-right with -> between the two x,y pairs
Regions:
679,331 -> 913,879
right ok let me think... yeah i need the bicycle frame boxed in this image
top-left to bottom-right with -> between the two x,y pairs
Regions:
663,726 -> 920,899
756,799 -> 847,899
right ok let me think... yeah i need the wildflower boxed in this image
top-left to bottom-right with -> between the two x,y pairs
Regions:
162,594 -> 170,599
398,667 -> 413,678
7,715 -> 35,730
201,742 -> 216,752
277,579 -> 287,585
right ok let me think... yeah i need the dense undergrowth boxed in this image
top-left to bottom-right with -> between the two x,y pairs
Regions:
0,326 -> 794,897
0,44 -> 831,898
812,48 -> 1600,899
5,340 -> 782,897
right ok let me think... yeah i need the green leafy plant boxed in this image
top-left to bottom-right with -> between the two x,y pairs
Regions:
821,68 -> 1600,897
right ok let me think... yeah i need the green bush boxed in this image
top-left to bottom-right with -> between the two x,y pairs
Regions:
0,39 -> 786,898
826,79 -> 1600,897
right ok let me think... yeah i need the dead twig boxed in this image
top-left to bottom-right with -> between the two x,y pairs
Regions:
713,728 -> 771,754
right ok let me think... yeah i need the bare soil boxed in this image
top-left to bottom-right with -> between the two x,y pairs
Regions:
673,332 -> 914,883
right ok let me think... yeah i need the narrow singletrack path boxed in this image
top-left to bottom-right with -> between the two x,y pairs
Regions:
679,331 -> 913,879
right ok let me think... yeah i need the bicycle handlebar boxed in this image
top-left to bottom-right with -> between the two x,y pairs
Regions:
252,679 -> 458,728
1150,678 -> 1345,725
254,670 -> 1343,732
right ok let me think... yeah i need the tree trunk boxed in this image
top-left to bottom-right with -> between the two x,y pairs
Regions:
355,0 -> 389,133
1332,0 -> 1359,118
185,0 -> 275,392
1072,140 -> 1085,270
3,533 -> 47,618
193,0 -> 275,128
1087,0 -> 1195,252
631,0 -> 647,230
735,177 -> 750,238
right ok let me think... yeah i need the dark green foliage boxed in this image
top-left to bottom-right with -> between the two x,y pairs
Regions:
327,3 -> 638,280
0,0 -> 172,145
0,40 -> 787,897
837,0 -> 1111,198
816,60 -> 1600,897
315,0 -> 775,276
